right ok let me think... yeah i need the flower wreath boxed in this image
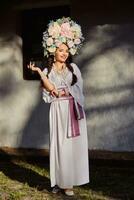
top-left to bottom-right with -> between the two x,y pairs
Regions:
42,17 -> 84,57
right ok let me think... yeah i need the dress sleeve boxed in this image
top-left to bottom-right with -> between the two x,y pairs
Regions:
42,68 -> 56,103
68,63 -> 85,107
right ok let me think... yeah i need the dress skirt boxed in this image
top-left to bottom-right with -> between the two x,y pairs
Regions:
49,97 -> 89,188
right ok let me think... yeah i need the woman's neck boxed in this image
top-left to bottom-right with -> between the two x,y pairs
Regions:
54,61 -> 65,71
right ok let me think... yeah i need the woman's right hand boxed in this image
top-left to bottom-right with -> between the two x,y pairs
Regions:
27,61 -> 40,73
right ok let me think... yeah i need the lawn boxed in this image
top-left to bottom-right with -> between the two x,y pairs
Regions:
0,155 -> 134,200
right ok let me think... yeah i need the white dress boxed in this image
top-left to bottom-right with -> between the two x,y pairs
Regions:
42,63 -> 89,188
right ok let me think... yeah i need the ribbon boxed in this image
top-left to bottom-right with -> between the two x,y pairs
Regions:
68,97 -> 80,138
52,86 -> 84,138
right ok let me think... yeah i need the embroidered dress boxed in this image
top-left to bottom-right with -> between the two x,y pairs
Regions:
42,63 -> 89,188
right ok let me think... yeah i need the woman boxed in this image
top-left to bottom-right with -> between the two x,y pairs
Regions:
28,17 -> 89,196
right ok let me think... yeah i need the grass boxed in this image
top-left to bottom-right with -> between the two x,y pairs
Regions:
0,155 -> 134,200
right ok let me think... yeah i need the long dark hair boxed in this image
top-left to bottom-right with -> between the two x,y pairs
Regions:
45,55 -> 77,86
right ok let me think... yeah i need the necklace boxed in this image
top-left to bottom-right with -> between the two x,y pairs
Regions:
53,63 -> 66,74
53,63 -> 68,83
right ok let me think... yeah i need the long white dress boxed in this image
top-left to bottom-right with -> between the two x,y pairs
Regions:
42,63 -> 89,189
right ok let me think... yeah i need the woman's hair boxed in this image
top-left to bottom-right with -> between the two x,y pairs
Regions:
45,54 -> 77,86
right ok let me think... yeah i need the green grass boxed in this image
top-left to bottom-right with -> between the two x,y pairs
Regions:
0,156 -> 134,200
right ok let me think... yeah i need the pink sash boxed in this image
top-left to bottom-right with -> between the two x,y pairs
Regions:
68,97 -> 80,138
52,86 -> 84,138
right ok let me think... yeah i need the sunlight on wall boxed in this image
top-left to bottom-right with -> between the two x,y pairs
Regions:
1,24 -> 134,151
0,34 -> 43,148
75,24 -> 134,151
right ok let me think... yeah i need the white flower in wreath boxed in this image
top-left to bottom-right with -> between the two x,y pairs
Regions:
47,46 -> 56,53
67,40 -> 74,48
69,48 -> 77,55
71,24 -> 82,38
44,49 -> 48,56
46,37 -> 53,46
42,42 -> 46,48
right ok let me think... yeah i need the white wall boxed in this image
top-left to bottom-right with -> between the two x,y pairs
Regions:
0,1 -> 134,151
76,24 -> 134,151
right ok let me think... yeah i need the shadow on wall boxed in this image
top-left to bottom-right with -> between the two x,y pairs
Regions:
0,32 -> 50,149
19,98 -> 50,149
74,23 -> 134,151
1,22 -> 134,151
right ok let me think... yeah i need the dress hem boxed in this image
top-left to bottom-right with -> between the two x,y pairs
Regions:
51,179 -> 90,188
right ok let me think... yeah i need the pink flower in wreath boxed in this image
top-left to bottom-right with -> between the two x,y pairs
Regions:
48,22 -> 61,38
61,22 -> 72,38
74,38 -> 81,44
55,39 -> 62,47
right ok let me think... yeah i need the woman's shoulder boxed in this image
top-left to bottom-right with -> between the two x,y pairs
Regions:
70,62 -> 77,68
70,62 -> 81,75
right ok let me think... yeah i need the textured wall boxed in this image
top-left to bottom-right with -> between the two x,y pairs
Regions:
0,1 -> 134,151
75,24 -> 134,151
0,33 -> 50,149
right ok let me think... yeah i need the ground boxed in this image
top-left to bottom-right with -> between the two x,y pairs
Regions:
0,155 -> 134,200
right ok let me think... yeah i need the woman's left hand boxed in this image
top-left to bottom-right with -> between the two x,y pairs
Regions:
50,88 -> 59,97
50,88 -> 70,98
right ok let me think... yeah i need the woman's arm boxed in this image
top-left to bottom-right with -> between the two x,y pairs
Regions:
27,62 -> 57,95
38,68 -> 55,91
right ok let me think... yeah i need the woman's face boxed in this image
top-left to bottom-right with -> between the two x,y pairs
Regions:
54,43 -> 69,63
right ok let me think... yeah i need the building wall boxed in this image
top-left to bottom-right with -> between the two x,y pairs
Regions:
0,0 -> 134,151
